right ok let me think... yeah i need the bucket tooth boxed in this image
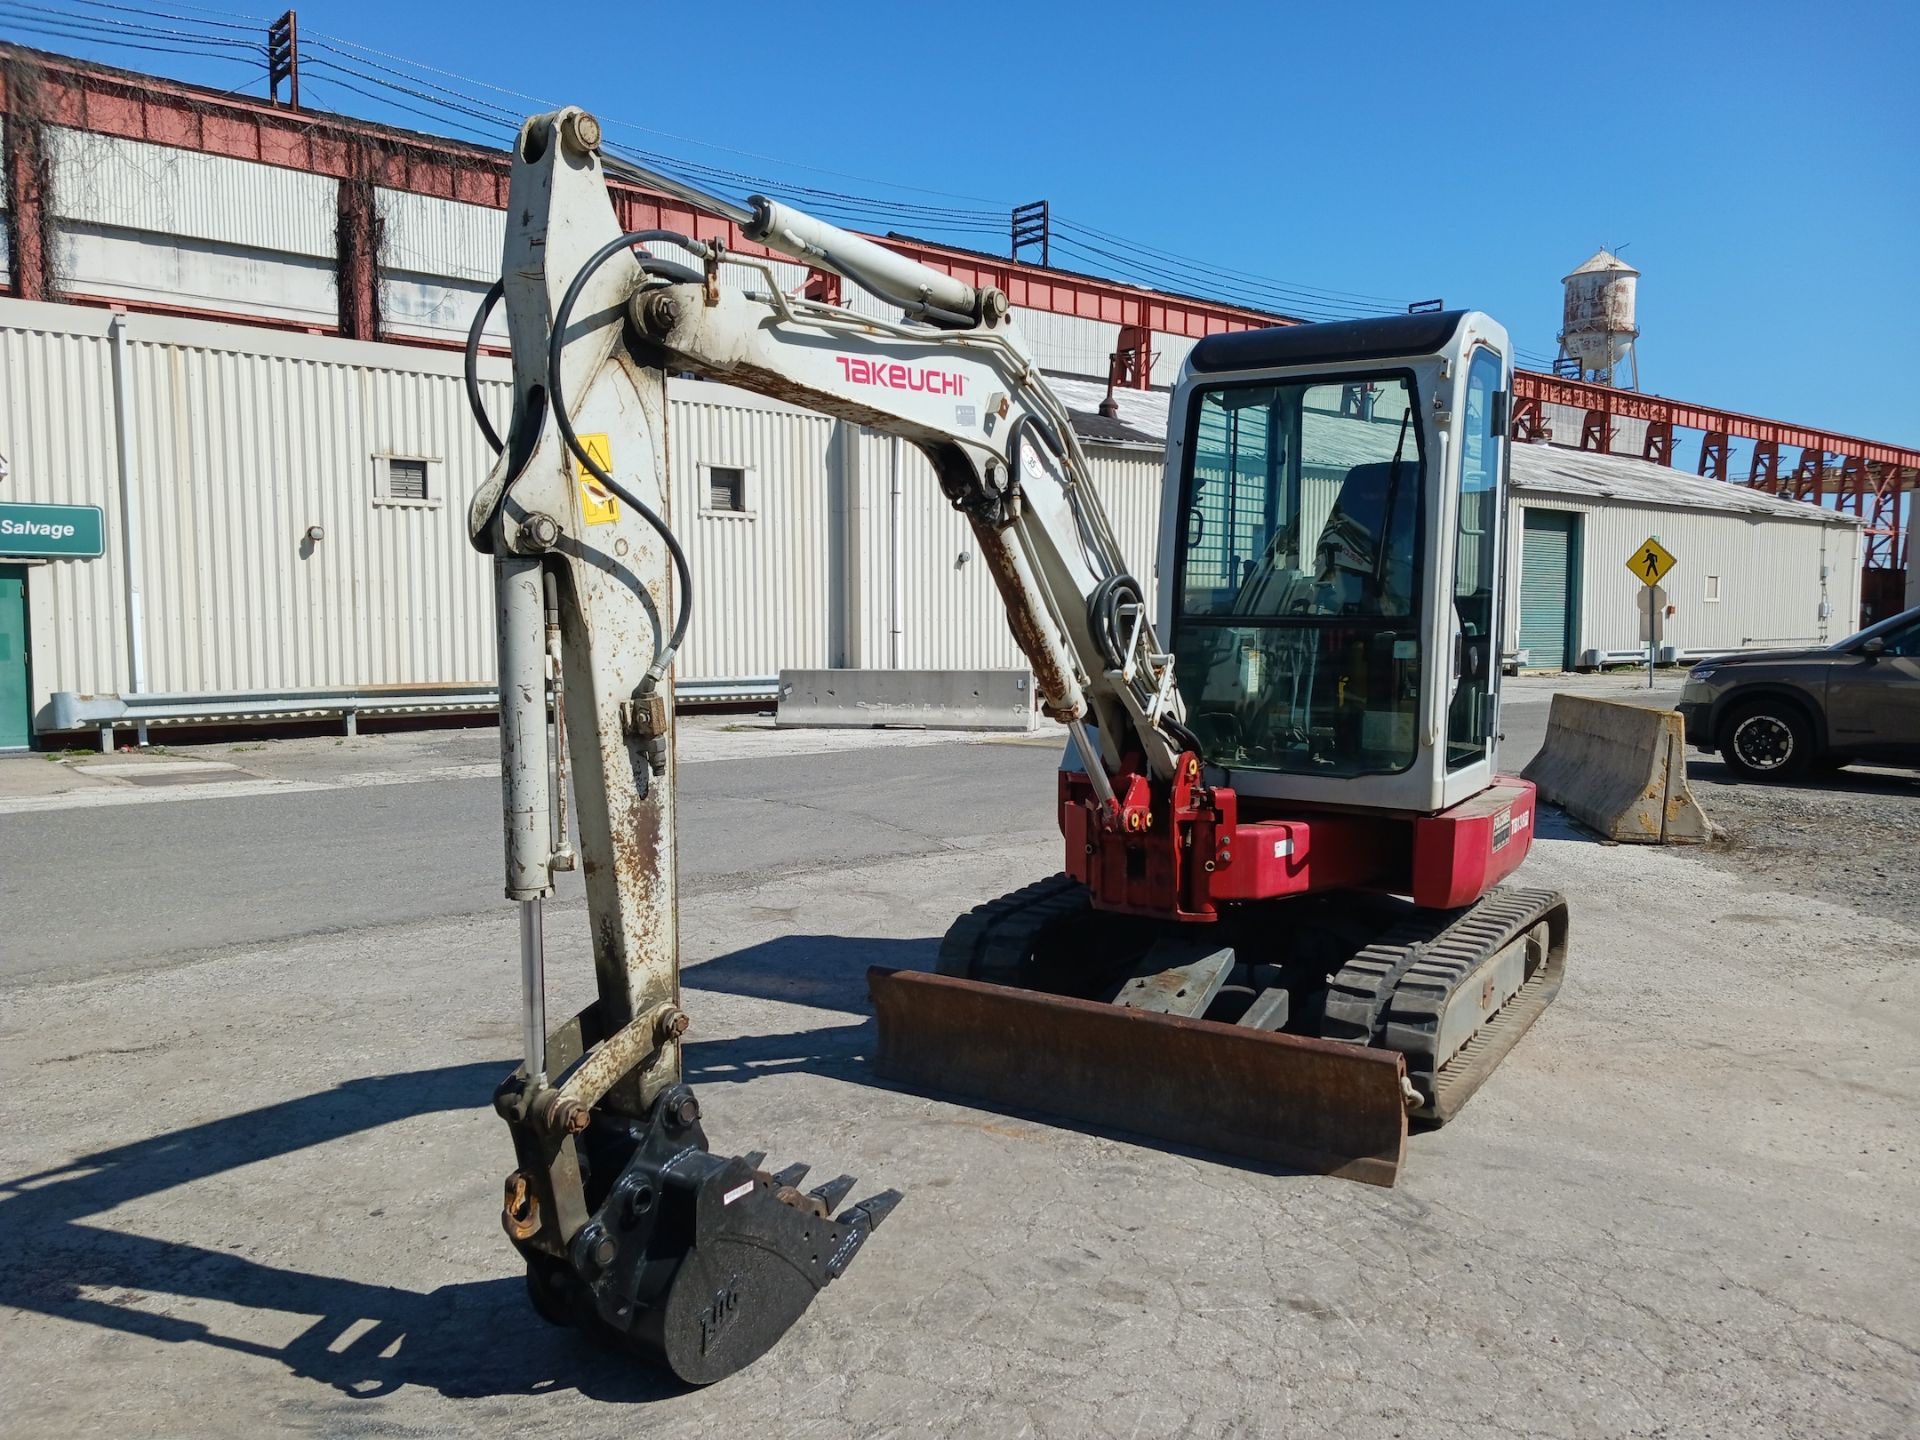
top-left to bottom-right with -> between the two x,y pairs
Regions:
769,1162 -> 811,1188
809,1174 -> 857,1211
825,1189 -> 903,1278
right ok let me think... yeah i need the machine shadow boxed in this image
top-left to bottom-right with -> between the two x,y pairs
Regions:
1687,754 -> 1920,798
683,932 -> 941,1015
1525,802 -> 1607,845
682,932 -> 1374,1185
680,933 -> 933,1088
0,1059 -> 718,1404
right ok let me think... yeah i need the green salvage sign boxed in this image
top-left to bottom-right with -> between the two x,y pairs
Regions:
0,502 -> 105,558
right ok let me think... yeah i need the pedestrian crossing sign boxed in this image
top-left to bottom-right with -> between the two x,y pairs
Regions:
1627,536 -> 1676,587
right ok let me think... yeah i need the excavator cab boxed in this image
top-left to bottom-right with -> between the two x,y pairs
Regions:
1159,311 -> 1510,815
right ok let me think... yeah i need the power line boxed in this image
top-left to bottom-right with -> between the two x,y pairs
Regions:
0,15 -> 265,65
1049,234 -> 1386,322
1053,216 -> 1406,310
63,0 -> 262,37
7,2 -> 1427,327
296,22 -> 1008,209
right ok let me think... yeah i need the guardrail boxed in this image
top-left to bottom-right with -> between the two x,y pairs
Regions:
47,676 -> 782,747
776,669 -> 1037,732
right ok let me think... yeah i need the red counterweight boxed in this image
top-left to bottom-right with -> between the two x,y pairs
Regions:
1062,760 -> 1538,919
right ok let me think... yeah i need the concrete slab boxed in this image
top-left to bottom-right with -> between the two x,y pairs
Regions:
2,825 -> 1913,1438
0,755 -> 118,799
75,758 -> 245,778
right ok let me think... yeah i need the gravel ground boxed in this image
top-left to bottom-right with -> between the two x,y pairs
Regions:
1684,754 -> 1920,929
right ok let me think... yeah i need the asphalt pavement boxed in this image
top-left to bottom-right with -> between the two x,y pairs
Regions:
2,675 -> 1912,1439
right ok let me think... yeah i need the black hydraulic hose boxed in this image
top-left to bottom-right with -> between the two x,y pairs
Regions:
465,278 -> 506,454
465,257 -> 698,457
1162,716 -> 1205,759
547,230 -> 703,685
1086,565 -> 1204,761
1089,571 -> 1164,679
638,256 -> 704,287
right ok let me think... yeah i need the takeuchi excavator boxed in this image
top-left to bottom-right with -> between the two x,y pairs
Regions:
464,107 -> 1570,1382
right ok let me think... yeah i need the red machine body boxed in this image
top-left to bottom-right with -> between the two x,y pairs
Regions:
1061,759 -> 1536,919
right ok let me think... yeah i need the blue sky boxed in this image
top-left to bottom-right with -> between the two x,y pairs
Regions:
13,1 -> 1919,448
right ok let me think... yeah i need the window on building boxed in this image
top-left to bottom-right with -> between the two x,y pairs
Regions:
704,464 -> 749,515
388,458 -> 428,500
375,455 -> 437,507
1704,574 -> 1721,602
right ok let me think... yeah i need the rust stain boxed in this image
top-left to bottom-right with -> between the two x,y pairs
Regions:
972,525 -> 1075,710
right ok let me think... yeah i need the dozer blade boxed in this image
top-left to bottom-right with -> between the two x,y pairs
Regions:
868,967 -> 1409,1187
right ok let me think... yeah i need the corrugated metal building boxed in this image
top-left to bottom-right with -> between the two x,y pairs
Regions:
0,295 -> 1861,745
0,297 -> 1175,735
1500,446 -> 1861,668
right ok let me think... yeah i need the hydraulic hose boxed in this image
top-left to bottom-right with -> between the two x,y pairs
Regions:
547,230 -> 703,689
465,278 -> 506,455
1087,571 -> 1147,672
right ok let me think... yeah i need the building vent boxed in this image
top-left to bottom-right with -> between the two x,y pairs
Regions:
707,465 -> 747,513
388,457 -> 429,501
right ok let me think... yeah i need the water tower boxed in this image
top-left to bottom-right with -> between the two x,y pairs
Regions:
1556,249 -> 1640,388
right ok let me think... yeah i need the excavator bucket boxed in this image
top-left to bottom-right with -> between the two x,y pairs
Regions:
867,968 -> 1409,1187
505,1078 -> 901,1385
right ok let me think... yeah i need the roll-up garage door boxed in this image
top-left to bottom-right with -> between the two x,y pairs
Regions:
1519,509 -> 1575,670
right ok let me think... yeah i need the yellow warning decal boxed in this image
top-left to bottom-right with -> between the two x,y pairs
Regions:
575,433 -> 620,526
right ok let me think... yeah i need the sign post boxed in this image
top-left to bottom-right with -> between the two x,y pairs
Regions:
0,502 -> 106,559
1626,536 -> 1677,689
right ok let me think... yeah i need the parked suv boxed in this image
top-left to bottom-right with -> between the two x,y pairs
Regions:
1677,604 -> 1920,779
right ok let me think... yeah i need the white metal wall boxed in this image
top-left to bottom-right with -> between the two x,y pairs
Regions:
0,298 -> 1173,728
2,294 -> 1869,734
665,387 -> 837,681
0,303 -> 122,702
0,299 -> 512,719
1538,400 -> 1649,457
1505,495 -> 1864,658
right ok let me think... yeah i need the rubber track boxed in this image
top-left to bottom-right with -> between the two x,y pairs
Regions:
1324,886 -> 1569,1125
935,873 -> 1091,983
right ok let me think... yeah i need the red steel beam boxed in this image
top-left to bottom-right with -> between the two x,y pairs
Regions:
0,44 -> 1281,345
1513,370 -> 1920,475
5,44 -> 1916,488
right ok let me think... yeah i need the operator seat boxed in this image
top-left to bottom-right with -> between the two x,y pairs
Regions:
1312,460 -> 1419,615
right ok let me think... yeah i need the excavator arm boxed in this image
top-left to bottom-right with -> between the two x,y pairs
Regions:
464,107 -> 1192,1382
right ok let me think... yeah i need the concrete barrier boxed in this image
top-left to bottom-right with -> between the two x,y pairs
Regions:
776,669 -> 1037,732
1521,695 -> 1711,844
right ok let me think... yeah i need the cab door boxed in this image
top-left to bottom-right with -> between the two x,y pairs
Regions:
1439,344 -> 1507,806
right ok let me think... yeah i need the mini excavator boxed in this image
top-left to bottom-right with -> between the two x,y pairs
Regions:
465,107 -> 1568,1383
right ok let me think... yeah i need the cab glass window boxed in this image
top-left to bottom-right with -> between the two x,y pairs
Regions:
1172,374 -> 1425,778
1446,347 -> 1503,769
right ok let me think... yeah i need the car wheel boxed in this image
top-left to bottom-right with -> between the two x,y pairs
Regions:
1721,700 -> 1813,780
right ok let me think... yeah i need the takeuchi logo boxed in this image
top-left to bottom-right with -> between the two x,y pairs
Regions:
835,357 -> 966,396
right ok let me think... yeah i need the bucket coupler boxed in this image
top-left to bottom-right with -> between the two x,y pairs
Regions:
495,1057 -> 900,1384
